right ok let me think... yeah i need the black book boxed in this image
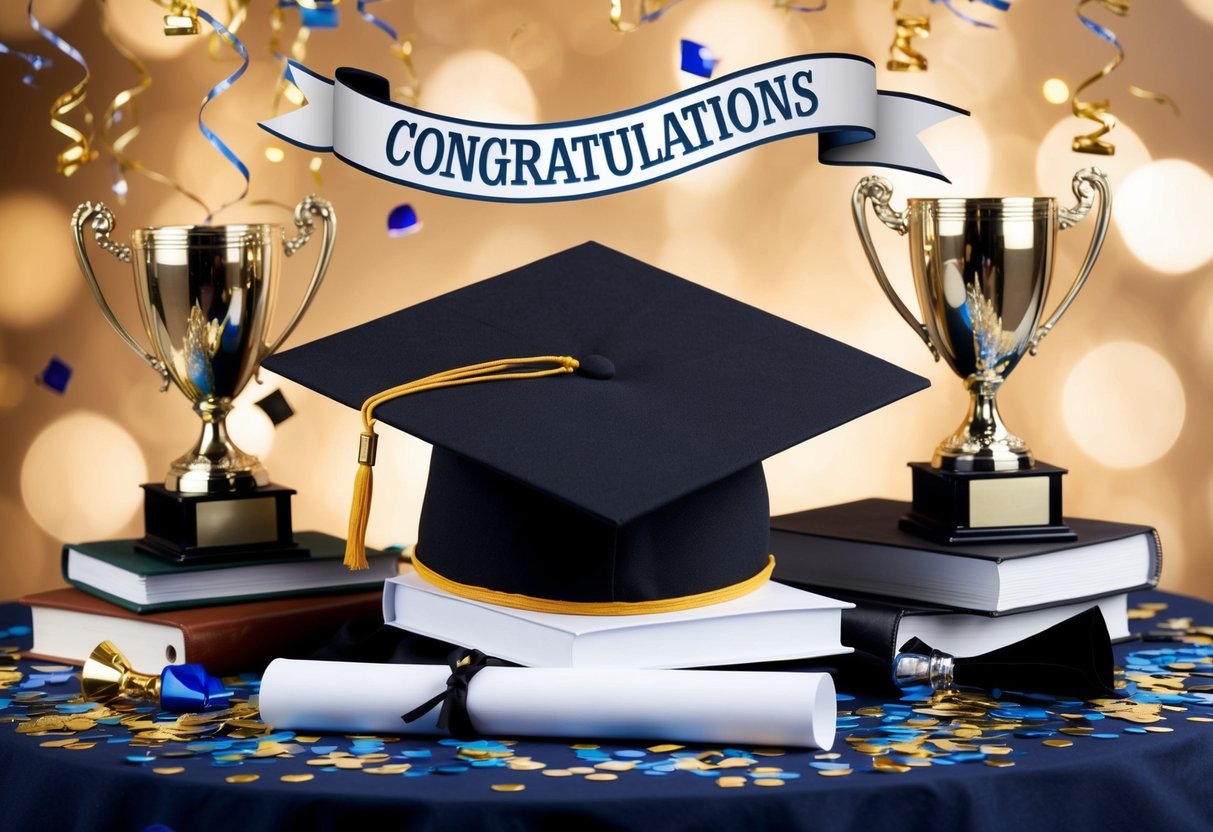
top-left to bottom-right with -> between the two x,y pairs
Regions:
770,498 -> 1160,615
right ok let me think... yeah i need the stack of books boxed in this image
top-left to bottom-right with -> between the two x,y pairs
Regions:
768,498 -> 1161,663
20,531 -> 398,674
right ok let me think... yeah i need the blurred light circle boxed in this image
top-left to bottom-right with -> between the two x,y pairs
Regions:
1061,342 -> 1185,469
1180,0 -> 1213,26
1113,159 -> 1213,275
0,191 -> 81,328
226,396 -> 277,461
21,411 -> 147,540
423,50 -> 538,123
1035,116 -> 1150,197
1042,78 -> 1070,105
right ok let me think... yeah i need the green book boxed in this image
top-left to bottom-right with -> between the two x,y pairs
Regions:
62,532 -> 398,613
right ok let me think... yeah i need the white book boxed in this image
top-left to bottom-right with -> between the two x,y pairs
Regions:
383,571 -> 853,669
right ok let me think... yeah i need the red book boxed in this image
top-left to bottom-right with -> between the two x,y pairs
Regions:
20,587 -> 383,675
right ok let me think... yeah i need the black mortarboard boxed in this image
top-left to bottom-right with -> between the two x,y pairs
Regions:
263,242 -> 928,614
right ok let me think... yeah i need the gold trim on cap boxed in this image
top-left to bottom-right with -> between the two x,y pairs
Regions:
411,552 -> 776,615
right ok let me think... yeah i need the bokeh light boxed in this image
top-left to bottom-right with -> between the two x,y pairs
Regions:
1062,342 -> 1185,469
20,411 -> 147,541
226,395 -> 277,462
0,363 -> 28,410
674,0 -> 799,90
1042,78 -> 1070,104
0,191 -> 81,328
879,116 -> 992,199
1113,159 -> 1213,275
1180,0 -> 1213,27
423,50 -> 539,124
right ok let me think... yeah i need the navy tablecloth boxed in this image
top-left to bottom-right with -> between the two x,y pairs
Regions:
2,591 -> 1212,832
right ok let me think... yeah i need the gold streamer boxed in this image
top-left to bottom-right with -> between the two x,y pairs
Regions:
96,0 -> 210,215
887,0 -> 930,72
388,33 -> 419,106
1071,0 -> 1178,155
28,2 -> 98,176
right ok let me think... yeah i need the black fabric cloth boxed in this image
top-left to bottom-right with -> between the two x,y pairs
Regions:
4,591 -> 1213,832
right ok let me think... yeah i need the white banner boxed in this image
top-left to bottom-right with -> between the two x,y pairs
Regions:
260,54 -> 967,203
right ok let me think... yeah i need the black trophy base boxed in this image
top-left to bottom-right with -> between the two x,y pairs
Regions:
900,461 -> 1077,545
137,482 -> 309,565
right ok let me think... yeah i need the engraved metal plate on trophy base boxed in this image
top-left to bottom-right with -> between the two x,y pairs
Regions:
852,169 -> 1111,544
73,197 -> 336,563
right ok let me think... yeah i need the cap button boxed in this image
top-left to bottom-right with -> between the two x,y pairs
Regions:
576,354 -> 615,380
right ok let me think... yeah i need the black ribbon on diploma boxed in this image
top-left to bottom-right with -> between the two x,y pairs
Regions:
894,607 -> 1117,699
401,648 -> 500,738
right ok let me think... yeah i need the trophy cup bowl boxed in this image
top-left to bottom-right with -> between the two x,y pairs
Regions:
72,196 -> 335,562
852,169 -> 1110,542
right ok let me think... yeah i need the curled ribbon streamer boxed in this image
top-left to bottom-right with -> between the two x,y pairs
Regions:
209,0 -> 249,58
269,3 -> 313,118
931,0 -> 1009,29
0,42 -> 50,86
610,0 -> 684,32
357,0 -> 419,105
887,1 -> 930,72
1070,0 -> 1176,155
28,1 -> 97,176
97,0 -> 210,214
195,7 -> 251,220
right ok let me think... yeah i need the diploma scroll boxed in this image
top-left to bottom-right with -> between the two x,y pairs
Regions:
260,659 -> 837,749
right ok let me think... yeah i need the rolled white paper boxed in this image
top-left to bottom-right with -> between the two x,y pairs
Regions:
259,659 -> 836,749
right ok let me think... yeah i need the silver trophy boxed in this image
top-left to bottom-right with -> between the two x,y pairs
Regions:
852,169 -> 1110,542
72,196 -> 336,561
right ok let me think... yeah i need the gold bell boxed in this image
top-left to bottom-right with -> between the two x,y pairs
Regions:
81,641 -> 161,705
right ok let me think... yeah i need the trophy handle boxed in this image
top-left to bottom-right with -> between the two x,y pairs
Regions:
262,195 -> 337,360
851,177 -> 939,361
71,202 -> 172,391
1029,167 -> 1111,355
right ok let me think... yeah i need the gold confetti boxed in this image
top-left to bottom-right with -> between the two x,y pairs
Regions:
985,759 -> 1016,768
490,784 -> 526,792
1043,739 -> 1073,748
40,738 -> 79,748
570,743 -> 600,750
1144,726 -> 1174,733
887,0 -> 930,72
716,776 -> 747,788
225,774 -> 260,784
585,773 -> 618,782
751,747 -> 786,757
752,778 -> 787,787
567,766 -> 595,775
541,769 -> 573,777
647,744 -> 683,753
814,752 -> 841,760
817,768 -> 853,777
752,766 -> 783,774
281,773 -> 314,782
153,767 -> 185,775
872,758 -> 911,773
1187,717 -> 1213,723
65,742 -> 96,750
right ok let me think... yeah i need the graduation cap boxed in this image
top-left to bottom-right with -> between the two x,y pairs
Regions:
263,242 -> 928,614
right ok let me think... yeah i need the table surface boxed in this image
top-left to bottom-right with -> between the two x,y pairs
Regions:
3,590 -> 1213,832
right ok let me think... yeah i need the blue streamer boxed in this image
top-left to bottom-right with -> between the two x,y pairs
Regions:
195,7 -> 250,222
357,0 -> 398,40
932,0 -> 1010,28
0,42 -> 50,85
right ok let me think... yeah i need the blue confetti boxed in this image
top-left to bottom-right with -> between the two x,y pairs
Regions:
435,764 -> 470,775
679,39 -> 717,78
298,3 -> 339,28
615,749 -> 647,758
8,626 -> 30,637
399,749 -> 432,759
310,745 -> 338,755
126,755 -> 156,764
387,203 -> 421,237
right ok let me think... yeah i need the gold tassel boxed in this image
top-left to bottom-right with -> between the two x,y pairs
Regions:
344,431 -> 378,570
343,356 -> 580,571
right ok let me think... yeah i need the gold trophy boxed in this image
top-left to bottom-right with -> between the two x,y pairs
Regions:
72,196 -> 336,562
852,168 -> 1110,543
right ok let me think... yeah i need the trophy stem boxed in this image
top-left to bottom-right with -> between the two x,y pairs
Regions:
166,400 -> 270,494
933,375 -> 1033,473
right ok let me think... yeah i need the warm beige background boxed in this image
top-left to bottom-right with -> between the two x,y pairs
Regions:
1,1 -> 1210,601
